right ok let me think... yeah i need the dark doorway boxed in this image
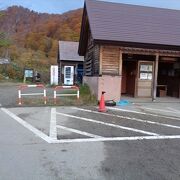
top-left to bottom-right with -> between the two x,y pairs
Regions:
121,60 -> 137,96
77,64 -> 83,84
157,59 -> 180,98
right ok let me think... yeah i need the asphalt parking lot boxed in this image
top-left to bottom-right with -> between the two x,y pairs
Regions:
4,106 -> 180,143
1,82 -> 180,179
1,105 -> 180,179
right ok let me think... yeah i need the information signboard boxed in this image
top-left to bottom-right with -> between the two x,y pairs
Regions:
24,69 -> 34,78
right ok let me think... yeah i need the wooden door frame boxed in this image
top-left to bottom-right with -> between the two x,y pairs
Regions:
135,60 -> 154,97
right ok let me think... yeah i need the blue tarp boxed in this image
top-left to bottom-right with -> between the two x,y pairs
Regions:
116,100 -> 130,106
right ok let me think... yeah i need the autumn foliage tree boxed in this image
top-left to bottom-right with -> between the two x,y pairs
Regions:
0,6 -> 83,81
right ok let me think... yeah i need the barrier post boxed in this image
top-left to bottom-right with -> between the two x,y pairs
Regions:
18,90 -> 22,105
44,89 -> 47,105
77,89 -> 80,99
54,90 -> 57,104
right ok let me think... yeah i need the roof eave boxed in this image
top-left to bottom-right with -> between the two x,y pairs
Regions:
78,2 -> 87,56
94,39 -> 180,51
78,0 -> 95,56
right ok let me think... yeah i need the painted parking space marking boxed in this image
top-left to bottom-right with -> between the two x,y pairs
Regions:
56,112 -> 158,136
49,108 -> 57,140
56,125 -> 102,138
142,107 -> 179,113
1,108 -> 52,143
73,107 -> 180,130
3,107 -> 180,144
167,107 -> 180,114
51,135 -> 180,144
107,107 -> 180,120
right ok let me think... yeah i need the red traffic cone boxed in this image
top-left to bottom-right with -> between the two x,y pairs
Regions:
98,91 -> 107,112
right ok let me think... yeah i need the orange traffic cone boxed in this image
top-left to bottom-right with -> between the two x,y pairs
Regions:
98,91 -> 107,112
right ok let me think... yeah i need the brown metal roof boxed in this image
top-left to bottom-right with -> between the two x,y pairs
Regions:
79,0 -> 180,55
59,41 -> 84,61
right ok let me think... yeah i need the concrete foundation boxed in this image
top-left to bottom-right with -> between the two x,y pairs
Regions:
83,75 -> 121,101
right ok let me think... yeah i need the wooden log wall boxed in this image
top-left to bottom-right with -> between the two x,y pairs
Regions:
93,45 -> 100,75
101,46 -> 120,75
84,32 -> 93,76
84,31 -> 100,76
85,44 -> 121,76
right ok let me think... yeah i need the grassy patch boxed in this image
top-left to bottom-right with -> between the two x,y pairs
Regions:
79,84 -> 97,105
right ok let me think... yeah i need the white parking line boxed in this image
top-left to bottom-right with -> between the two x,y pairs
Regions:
2,107 -> 180,144
142,107 -> 178,113
73,107 -> 180,130
56,125 -> 102,138
1,108 -> 52,143
49,108 -> 57,140
56,112 -> 158,136
51,135 -> 180,144
140,107 -> 180,115
168,107 -> 180,113
107,107 -> 180,120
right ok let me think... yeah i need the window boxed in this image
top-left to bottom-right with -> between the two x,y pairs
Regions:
139,64 -> 153,80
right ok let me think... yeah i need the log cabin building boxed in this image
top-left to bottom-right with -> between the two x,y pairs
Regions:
58,41 -> 84,85
78,0 -> 180,101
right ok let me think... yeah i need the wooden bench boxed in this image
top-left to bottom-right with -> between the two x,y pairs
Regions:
157,85 -> 167,97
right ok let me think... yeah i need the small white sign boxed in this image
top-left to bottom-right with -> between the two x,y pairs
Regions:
140,73 -> 148,80
140,64 -> 153,72
0,58 -> 10,64
50,65 -> 58,85
148,65 -> 153,72
147,73 -> 152,80
140,65 -> 148,72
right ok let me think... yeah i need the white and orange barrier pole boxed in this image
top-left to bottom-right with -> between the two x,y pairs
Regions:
54,85 -> 79,104
18,84 -> 47,105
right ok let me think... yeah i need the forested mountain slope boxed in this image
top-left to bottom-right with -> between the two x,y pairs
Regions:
0,6 -> 83,81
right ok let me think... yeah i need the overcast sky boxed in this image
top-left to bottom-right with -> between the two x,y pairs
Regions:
0,0 -> 180,14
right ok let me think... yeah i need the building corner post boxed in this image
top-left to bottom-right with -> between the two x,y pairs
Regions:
119,50 -> 123,76
152,53 -> 159,101
99,45 -> 102,76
